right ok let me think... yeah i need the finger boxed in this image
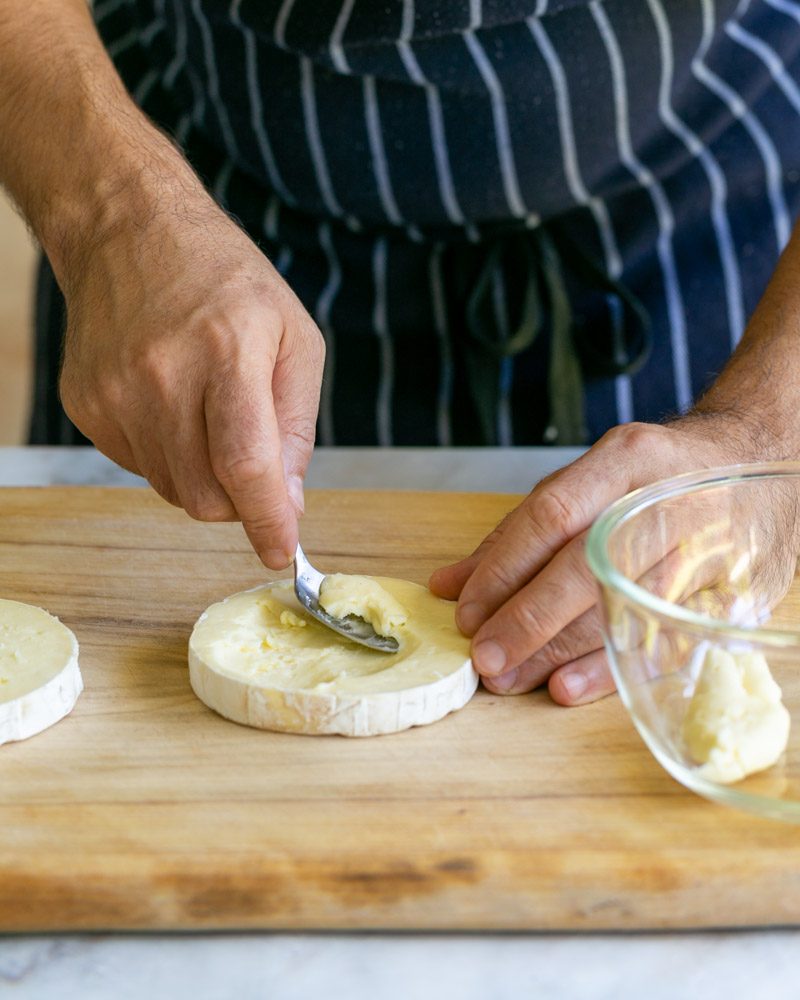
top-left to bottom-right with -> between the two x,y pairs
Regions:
453,427 -> 657,634
88,414 -> 181,506
429,510 -> 517,601
160,395 -> 238,522
81,425 -> 140,479
271,313 -> 325,517
548,648 -> 617,706
61,384 -> 142,479
470,533 -> 598,678
206,361 -> 296,570
126,432 -> 182,508
429,553 -> 483,601
481,606 -> 605,695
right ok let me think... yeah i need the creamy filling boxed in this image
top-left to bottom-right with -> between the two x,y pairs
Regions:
190,578 -> 470,695
319,573 -> 409,640
682,646 -> 791,784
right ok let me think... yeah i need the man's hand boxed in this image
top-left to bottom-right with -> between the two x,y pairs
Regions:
0,0 -> 324,569
432,206 -> 800,708
429,419 -> 757,705
59,185 -> 324,569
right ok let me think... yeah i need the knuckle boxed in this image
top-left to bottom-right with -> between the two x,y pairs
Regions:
150,477 -> 180,508
212,450 -> 270,491
282,424 -> 317,460
132,348 -> 178,401
183,493 -> 236,522
527,637 -> 567,672
58,379 -> 84,424
512,660 -> 551,693
206,311 -> 263,361
298,318 -> 326,361
99,376 -> 132,412
477,556 -> 517,595
527,487 -> 576,540
60,375 -> 114,429
505,597 -> 551,647
131,344 -> 165,381
534,619 -> 598,670
604,420 -> 662,454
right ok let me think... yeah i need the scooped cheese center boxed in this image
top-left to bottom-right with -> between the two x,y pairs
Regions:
319,573 -> 408,640
682,647 -> 791,784
190,577 -> 471,695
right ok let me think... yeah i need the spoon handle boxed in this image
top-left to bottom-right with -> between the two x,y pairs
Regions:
294,543 -> 325,599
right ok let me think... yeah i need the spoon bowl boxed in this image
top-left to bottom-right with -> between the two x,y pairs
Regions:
293,544 -> 399,653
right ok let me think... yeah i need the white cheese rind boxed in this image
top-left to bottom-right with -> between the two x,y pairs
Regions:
0,600 -> 82,747
188,580 -> 477,737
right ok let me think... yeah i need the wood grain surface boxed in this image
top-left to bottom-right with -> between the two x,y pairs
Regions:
3,486 -> 800,932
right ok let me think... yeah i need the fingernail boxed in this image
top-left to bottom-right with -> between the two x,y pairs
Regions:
489,669 -> 518,693
457,602 -> 485,635
264,548 -> 293,570
287,475 -> 305,515
560,670 -> 588,702
472,639 -> 506,675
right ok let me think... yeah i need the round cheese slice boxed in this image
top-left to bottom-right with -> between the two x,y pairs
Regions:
0,599 -> 82,747
188,578 -> 477,736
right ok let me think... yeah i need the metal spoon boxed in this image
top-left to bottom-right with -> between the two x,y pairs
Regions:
293,543 -> 399,653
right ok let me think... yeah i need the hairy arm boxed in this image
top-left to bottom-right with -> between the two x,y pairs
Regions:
431,224 -> 800,704
0,0 -> 323,568
0,0 -> 176,282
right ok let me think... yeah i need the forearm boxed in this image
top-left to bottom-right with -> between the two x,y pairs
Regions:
0,0 -> 202,288
690,223 -> 800,460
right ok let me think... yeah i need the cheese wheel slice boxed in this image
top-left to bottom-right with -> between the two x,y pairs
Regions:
0,599 -> 82,747
188,578 -> 477,736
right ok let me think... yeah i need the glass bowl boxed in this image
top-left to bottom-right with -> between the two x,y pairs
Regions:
586,462 -> 800,822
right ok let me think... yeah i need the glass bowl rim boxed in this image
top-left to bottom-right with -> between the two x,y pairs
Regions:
585,460 -> 800,649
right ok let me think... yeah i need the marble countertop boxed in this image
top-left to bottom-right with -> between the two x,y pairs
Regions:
2,446 -> 798,1000
0,445 -> 585,493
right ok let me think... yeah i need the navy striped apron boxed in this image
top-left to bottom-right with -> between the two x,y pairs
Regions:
31,0 -> 800,447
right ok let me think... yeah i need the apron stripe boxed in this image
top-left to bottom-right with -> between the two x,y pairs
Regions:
428,245 -> 454,447
274,0 -> 297,50
397,1 -> 466,227
300,56 -> 344,218
649,0 -> 745,351
693,0 -> 791,252
362,75 -> 405,227
372,237 -> 394,447
463,31 -> 529,220
592,1 -> 692,414
230,0 -> 295,205
316,221 -> 342,447
191,0 -> 240,160
330,0 -> 357,75
528,15 -> 632,425
491,266 -> 515,446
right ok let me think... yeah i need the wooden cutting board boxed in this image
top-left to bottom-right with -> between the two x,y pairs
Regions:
3,486 -> 800,933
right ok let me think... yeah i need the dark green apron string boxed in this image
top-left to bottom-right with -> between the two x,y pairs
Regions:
458,225 -> 652,446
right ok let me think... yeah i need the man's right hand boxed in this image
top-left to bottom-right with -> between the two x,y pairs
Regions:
0,0 -> 324,569
59,176 -> 325,570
